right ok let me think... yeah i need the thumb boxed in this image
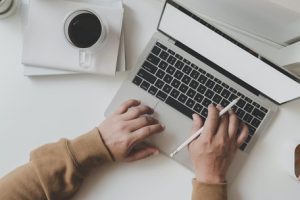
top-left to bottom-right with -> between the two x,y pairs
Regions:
191,114 -> 203,134
125,144 -> 159,162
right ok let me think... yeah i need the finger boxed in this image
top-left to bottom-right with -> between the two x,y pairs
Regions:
191,114 -> 203,134
216,111 -> 229,139
203,104 -> 220,136
121,104 -> 154,120
228,111 -> 240,139
130,124 -> 164,144
126,116 -> 158,132
237,123 -> 249,146
125,147 -> 159,162
114,99 -> 141,115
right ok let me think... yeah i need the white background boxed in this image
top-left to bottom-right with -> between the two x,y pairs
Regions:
0,0 -> 300,199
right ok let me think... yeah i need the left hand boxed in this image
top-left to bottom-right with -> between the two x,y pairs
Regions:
98,99 -> 165,162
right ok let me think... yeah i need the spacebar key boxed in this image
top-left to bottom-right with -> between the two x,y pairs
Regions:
166,97 -> 194,119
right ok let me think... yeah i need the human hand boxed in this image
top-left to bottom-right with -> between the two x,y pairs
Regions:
188,105 -> 249,184
98,99 -> 164,162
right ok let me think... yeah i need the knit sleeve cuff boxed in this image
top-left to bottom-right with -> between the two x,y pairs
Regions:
192,179 -> 227,200
68,128 -> 114,175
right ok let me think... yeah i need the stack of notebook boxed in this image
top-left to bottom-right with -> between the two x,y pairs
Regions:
22,0 -> 125,76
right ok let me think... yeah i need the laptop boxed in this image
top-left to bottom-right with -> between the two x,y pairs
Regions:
105,0 -> 300,176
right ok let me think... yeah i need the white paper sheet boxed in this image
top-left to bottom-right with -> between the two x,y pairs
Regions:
159,3 -> 300,104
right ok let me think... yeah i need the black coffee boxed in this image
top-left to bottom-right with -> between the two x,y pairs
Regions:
68,12 -> 102,48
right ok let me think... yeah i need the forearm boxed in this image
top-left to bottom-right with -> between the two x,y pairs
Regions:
192,179 -> 227,200
0,128 -> 113,200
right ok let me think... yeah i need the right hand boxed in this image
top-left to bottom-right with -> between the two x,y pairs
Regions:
188,105 -> 249,184
98,99 -> 165,162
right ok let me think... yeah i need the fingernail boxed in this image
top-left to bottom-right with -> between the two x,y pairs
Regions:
161,124 -> 166,129
153,150 -> 160,156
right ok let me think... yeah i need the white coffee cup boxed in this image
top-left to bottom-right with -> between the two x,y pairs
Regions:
0,0 -> 18,19
64,10 -> 107,69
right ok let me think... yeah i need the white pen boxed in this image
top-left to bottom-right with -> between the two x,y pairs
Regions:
170,96 -> 241,157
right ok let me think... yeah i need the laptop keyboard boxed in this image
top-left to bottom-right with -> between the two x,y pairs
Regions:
132,42 -> 269,151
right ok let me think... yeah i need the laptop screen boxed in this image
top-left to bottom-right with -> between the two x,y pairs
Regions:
158,1 -> 300,104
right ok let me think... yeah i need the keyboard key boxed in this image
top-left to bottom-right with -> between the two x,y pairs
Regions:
212,94 -> 222,104
163,74 -> 173,83
152,46 -> 161,56
194,93 -> 204,103
137,69 -> 157,84
166,97 -> 194,119
167,56 -> 176,65
202,98 -> 212,107
243,113 -> 253,124
194,103 -> 203,113
205,80 -> 215,89
149,86 -> 158,95
198,75 -> 207,84
260,106 -> 268,113
166,65 -> 176,75
236,109 -> 246,119
133,76 -> 142,86
155,79 -> 164,89
221,99 -> 230,107
189,80 -> 199,90
244,103 -> 254,113
205,89 -> 215,99
182,75 -> 191,85
221,89 -> 230,98
175,54 -> 183,60
142,61 -> 158,74
190,70 -> 200,79
191,63 -> 198,70
240,143 -> 247,151
158,60 -> 168,70
183,59 -> 191,65
198,68 -> 206,74
174,70 -> 184,80
170,89 -> 180,98
167,49 -> 175,55
206,72 -> 214,79
186,98 -> 195,108
214,77 -> 222,84
252,102 -> 260,108
229,87 -> 237,94
140,81 -> 150,91
183,65 -> 192,75
156,90 -> 168,101
156,69 -> 165,79
197,84 -> 207,94
245,135 -> 252,143
163,84 -> 172,94
213,84 -> 223,93
252,108 -> 266,120
187,89 -> 196,98
179,83 -> 188,93
171,79 -> 180,88
248,125 -> 256,136
221,82 -> 229,89
159,51 -> 169,60
229,93 -> 238,101
147,54 -> 160,65
201,108 -> 208,118
251,118 -> 261,128
245,97 -> 252,103
237,99 -> 246,108
174,60 -> 184,70
156,42 -> 167,50
232,105 -> 238,112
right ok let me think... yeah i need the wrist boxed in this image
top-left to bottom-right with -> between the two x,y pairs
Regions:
195,173 -> 226,184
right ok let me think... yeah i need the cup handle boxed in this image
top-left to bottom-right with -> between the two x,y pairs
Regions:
79,49 -> 92,68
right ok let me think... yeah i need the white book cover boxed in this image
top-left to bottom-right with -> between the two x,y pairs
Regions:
22,0 -> 124,75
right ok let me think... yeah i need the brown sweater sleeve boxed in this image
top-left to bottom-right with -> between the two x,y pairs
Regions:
192,179 -> 227,200
0,128 -> 113,200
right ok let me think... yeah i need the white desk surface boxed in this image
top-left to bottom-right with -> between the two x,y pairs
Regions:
0,0 -> 300,199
